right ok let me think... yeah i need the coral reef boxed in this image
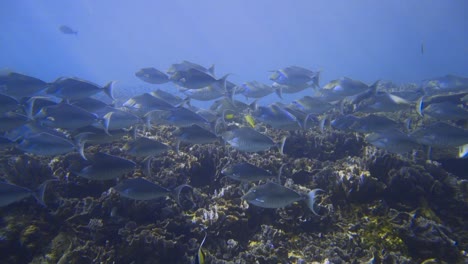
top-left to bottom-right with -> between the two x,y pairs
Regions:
0,122 -> 467,263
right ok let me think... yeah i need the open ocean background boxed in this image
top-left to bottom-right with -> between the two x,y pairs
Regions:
1,1 -> 467,106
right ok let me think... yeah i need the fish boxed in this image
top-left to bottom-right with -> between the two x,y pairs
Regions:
421,74 -> 468,95
331,114 -> 399,134
170,68 -> 228,90
173,124 -> 219,145
421,102 -> 468,120
416,92 -> 468,116
0,136 -> 14,150
235,81 -> 275,99
24,96 -> 58,119
269,66 -> 320,87
0,180 -> 55,207
242,182 -> 324,216
182,84 -> 226,101
195,232 -> 207,264
167,61 -> 215,77
409,122 -> 468,148
16,132 -> 87,160
221,162 -> 280,182
148,107 -> 209,128
321,78 -> 375,101
123,93 -> 174,116
365,129 -> 420,154
289,96 -> 334,115
73,126 -> 128,146
0,71 -> 48,98
252,104 -> 302,130
150,89 -> 186,106
122,137 -> 170,158
272,82 -> 314,95
59,25 -> 77,35
46,77 -> 114,101
135,67 -> 170,84
102,110 -> 142,134
0,93 -> 20,113
74,152 -> 136,180
353,92 -> 412,113
209,98 -> 256,115
221,127 -> 286,154
71,97 -> 112,116
0,112 -> 29,132
35,103 -> 99,130
112,178 -> 191,206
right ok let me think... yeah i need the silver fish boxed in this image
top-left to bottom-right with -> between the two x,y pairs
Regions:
74,152 -> 136,180
47,77 -> 114,101
35,103 -> 99,130
242,182 -> 323,215
221,162 -> 278,182
236,81 -> 275,99
148,107 -> 208,128
365,129 -> 420,154
289,96 -> 334,115
167,61 -> 215,76
0,71 -> 47,98
113,178 -> 191,206
16,132 -> 87,160
410,122 -> 468,147
102,110 -> 142,134
0,93 -> 20,113
0,112 -> 29,132
122,137 -> 169,158
252,104 -> 301,130
135,67 -> 169,84
59,25 -> 77,35
0,180 -> 54,207
222,127 -> 286,154
269,66 -> 320,87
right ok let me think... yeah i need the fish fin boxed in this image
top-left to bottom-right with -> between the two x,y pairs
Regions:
74,132 -> 92,160
249,100 -> 258,111
216,74 -> 230,94
313,70 -> 321,88
305,189 -> 325,216
103,81 -> 116,101
405,118 -> 413,132
208,64 -> 215,76
103,112 -> 113,136
143,156 -> 154,177
459,144 -> 468,158
277,136 -> 287,155
276,164 -> 285,184
274,85 -> 283,99
33,179 -> 58,207
172,184 -> 193,208
416,96 -> 425,117
176,140 -> 181,155
319,115 -> 329,132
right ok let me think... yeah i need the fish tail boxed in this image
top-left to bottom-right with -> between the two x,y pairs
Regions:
33,179 -> 58,207
459,144 -> 468,158
305,188 -> 325,216
312,71 -> 321,88
319,115 -> 330,132
74,132 -> 92,160
143,156 -> 154,177
278,136 -> 287,155
216,74 -> 230,94
172,184 -> 193,208
103,81 -> 116,101
416,96 -> 425,116
274,85 -> 283,99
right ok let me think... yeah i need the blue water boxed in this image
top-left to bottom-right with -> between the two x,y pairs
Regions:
1,1 -> 467,106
